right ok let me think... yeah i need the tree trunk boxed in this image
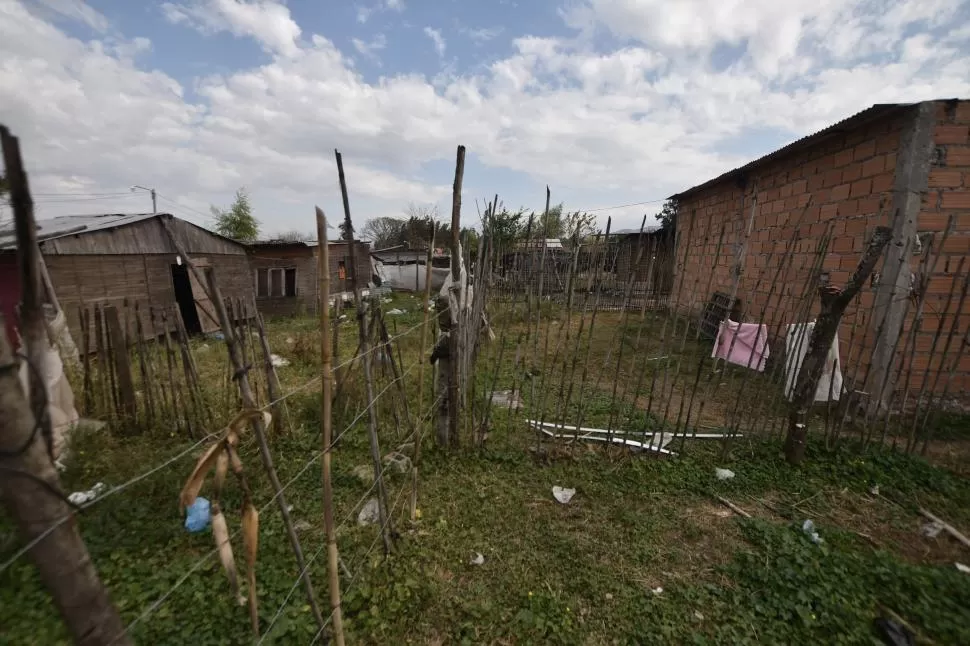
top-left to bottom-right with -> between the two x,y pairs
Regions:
784,226 -> 893,464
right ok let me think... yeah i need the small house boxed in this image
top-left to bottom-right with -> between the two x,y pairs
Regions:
246,239 -> 372,318
0,213 -> 252,347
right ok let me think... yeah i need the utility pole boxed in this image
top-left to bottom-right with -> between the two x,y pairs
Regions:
130,185 -> 156,213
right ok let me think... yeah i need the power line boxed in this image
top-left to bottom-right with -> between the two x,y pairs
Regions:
581,197 -> 667,213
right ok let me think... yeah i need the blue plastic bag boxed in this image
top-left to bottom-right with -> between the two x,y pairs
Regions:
185,497 -> 211,533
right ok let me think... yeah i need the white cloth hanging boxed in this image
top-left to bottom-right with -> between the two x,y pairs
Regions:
784,321 -> 843,402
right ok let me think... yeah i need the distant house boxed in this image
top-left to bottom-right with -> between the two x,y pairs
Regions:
669,99 -> 970,402
612,227 -> 674,295
371,247 -> 450,292
0,213 -> 252,347
246,239 -> 371,318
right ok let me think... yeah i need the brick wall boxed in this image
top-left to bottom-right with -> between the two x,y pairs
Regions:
674,102 -> 970,401
912,100 -> 970,397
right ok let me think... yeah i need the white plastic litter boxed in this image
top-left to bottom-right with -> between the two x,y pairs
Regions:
715,468 -> 735,481
802,519 -> 823,544
358,498 -> 380,525
270,354 -> 289,367
383,298 -> 393,303
651,587 -> 663,596
956,563 -> 970,574
68,482 -> 106,506
921,521 -> 944,538
387,308 -> 406,315
552,486 -> 576,504
869,485 -> 880,496
470,552 -> 485,566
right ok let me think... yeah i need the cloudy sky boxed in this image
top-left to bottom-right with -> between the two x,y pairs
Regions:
2,0 -> 969,237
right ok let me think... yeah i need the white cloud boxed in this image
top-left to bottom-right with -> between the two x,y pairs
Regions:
3,0 -> 969,235
160,0 -> 301,57
356,0 -> 404,24
25,0 -> 108,31
352,33 -> 387,62
464,26 -> 503,44
423,26 -> 446,57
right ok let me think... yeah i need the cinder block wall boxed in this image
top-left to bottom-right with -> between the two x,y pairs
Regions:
674,100 -> 970,401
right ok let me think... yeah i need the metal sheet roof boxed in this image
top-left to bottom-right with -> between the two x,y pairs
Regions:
0,212 -> 161,250
669,103 -> 914,202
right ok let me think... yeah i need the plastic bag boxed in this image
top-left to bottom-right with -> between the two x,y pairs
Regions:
185,497 -> 211,533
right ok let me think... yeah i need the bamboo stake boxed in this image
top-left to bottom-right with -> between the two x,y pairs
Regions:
316,207 -> 346,646
335,148 -> 393,553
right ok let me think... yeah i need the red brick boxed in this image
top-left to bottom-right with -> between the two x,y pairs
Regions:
841,163 -> 863,183
807,174 -> 825,192
792,179 -> 808,194
885,152 -> 897,171
772,200 -> 785,214
840,255 -> 859,270
919,212 -> 949,232
810,222 -> 827,236
941,192 -> 970,209
872,172 -> 894,193
943,235 -> 970,253
823,169 -> 843,188
850,178 -> 872,198
853,140 -> 876,161
861,156 -> 885,177
928,170 -> 963,188
820,204 -> 839,221
935,125 -> 969,144
844,217 -> 868,235
875,133 -> 898,154
837,200 -> 860,217
858,197 -> 881,217
830,183 -> 851,201
832,237 -> 854,253
834,149 -> 855,168
955,101 -> 970,123
780,182 -> 793,198
767,187 -> 781,201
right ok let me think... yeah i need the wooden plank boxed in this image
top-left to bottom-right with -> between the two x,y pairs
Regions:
79,305 -> 92,414
133,301 -> 155,424
104,305 -> 137,421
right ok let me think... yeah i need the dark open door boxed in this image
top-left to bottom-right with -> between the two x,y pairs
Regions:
171,264 -> 202,335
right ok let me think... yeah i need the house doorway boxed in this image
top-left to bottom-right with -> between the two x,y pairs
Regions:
171,263 -> 202,335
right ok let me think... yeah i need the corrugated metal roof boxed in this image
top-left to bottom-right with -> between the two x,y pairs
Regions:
612,226 -> 662,236
0,212 -> 161,250
670,103 -> 914,202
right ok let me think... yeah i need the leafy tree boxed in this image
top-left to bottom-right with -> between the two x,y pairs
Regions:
211,188 -> 259,242
563,209 -> 597,243
484,207 -> 525,253
657,198 -> 678,232
537,203 -> 564,239
362,217 -> 406,249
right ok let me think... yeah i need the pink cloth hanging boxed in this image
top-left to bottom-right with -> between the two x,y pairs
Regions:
711,319 -> 769,372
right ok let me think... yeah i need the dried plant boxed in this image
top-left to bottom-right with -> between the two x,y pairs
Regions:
179,408 -> 268,636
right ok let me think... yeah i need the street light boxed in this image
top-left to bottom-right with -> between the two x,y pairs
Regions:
130,185 -> 156,213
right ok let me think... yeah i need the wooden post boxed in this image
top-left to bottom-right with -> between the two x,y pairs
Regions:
784,226 -> 893,465
80,305 -> 92,414
410,222 -> 436,520
316,207 -> 346,646
447,145 -> 466,447
335,148 -> 393,553
133,301 -> 155,425
254,310 -> 288,434
105,306 -> 137,422
0,123 -> 130,645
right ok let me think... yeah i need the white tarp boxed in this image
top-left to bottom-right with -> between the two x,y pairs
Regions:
18,340 -> 79,460
378,261 -> 450,292
784,321 -> 843,402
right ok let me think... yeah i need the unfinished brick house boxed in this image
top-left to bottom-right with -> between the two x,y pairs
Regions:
247,239 -> 372,318
670,99 -> 970,408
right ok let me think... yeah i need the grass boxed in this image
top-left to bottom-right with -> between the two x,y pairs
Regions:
2,294 -> 969,644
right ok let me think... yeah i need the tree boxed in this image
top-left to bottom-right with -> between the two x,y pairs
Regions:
563,209 -> 597,243
657,198 -> 678,232
484,207 -> 525,254
211,188 -> 259,242
362,217 -> 406,249
537,203 -> 564,239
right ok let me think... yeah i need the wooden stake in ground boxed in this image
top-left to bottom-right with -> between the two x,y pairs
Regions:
316,207 -> 346,646
410,222 -> 437,520
335,149 -> 393,553
447,145 -> 466,447
784,226 -> 892,465
0,123 -> 130,645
